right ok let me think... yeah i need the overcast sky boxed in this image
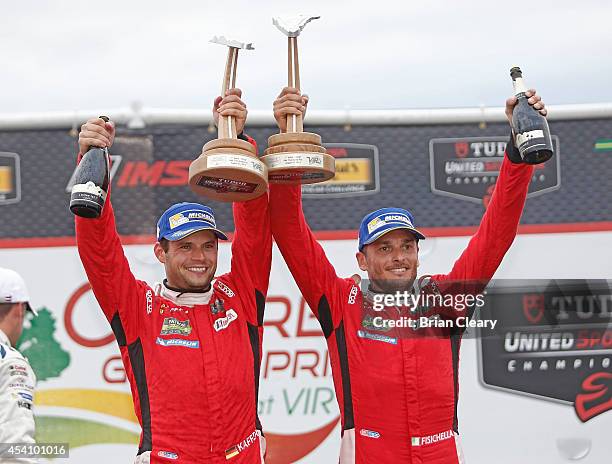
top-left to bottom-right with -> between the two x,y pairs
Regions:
2,0 -> 611,114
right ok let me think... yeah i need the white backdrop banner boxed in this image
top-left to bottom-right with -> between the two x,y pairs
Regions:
0,231 -> 610,463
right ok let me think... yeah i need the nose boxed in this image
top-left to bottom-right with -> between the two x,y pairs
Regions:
190,246 -> 207,261
391,248 -> 408,262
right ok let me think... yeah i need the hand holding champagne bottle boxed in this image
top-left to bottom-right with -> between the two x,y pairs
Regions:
505,67 -> 553,164
70,116 -> 115,218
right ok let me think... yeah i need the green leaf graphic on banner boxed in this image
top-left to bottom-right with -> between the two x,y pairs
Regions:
16,307 -> 70,381
35,416 -> 139,447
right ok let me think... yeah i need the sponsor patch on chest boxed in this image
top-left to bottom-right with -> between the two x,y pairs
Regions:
214,309 -> 238,332
160,317 -> 192,336
357,329 -> 398,345
155,337 -> 200,349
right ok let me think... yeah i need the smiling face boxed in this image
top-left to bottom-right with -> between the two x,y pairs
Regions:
154,229 -> 218,291
356,229 -> 419,293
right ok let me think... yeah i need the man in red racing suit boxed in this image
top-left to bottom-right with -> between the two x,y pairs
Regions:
270,87 -> 549,463
75,90 -> 270,463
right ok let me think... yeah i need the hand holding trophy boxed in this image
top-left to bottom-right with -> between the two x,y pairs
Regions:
188,36 -> 267,201
262,15 -> 335,183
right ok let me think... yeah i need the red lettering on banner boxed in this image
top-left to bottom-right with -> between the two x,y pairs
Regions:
103,355 -> 127,383
293,350 -> 320,377
116,161 -> 135,186
159,161 -> 190,186
577,330 -> 612,349
115,160 -> 191,187
128,161 -> 165,186
265,297 -> 291,337
484,161 -> 502,171
264,350 -> 331,378
264,351 -> 291,378
64,283 -> 114,348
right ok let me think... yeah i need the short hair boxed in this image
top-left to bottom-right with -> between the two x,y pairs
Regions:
159,238 -> 170,253
0,302 -> 16,322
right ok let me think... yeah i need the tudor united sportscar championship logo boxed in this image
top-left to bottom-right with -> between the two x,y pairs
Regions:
478,280 -> 612,422
429,136 -> 561,204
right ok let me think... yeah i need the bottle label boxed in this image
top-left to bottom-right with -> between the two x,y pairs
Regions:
71,181 -> 107,200
515,130 -> 545,153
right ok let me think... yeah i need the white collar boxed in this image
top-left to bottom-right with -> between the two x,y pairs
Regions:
156,281 -> 214,306
0,328 -> 11,347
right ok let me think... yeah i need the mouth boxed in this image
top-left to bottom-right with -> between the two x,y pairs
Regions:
387,267 -> 409,276
185,266 -> 209,275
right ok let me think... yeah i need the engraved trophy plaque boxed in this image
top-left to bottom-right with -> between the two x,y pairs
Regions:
262,16 -> 335,184
189,36 -> 268,201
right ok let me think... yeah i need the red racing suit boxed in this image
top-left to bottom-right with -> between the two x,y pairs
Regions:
76,156 -> 271,462
270,154 -> 533,463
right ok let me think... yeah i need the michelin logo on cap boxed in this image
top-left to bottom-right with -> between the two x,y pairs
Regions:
169,210 -> 216,230
367,213 -> 413,234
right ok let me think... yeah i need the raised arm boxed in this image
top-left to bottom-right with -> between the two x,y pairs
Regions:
269,88 -> 349,333
434,90 -> 548,285
74,118 -> 143,339
209,88 -> 272,326
226,151 -> 272,327
269,182 -> 348,332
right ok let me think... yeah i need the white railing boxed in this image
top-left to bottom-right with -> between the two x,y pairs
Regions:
1,102 -> 611,130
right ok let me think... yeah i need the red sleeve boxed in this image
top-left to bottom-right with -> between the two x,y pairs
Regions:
269,184 -> 347,330
224,135 -> 272,326
75,189 -> 144,342
432,155 -> 534,286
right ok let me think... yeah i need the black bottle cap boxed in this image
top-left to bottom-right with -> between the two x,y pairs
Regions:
510,67 -> 523,79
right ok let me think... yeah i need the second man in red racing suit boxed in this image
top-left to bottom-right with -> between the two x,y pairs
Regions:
270,87 -> 548,463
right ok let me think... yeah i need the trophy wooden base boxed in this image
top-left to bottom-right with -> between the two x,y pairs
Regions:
262,132 -> 335,184
189,138 -> 268,202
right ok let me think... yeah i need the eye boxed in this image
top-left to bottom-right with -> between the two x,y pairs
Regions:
205,242 -> 215,249
379,246 -> 389,252
180,244 -> 191,250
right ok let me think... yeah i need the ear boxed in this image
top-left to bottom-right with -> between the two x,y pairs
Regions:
356,251 -> 368,272
154,242 -> 166,264
17,302 -> 26,319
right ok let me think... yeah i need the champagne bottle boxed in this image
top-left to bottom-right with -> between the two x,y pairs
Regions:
69,116 -> 111,218
510,67 -> 553,164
